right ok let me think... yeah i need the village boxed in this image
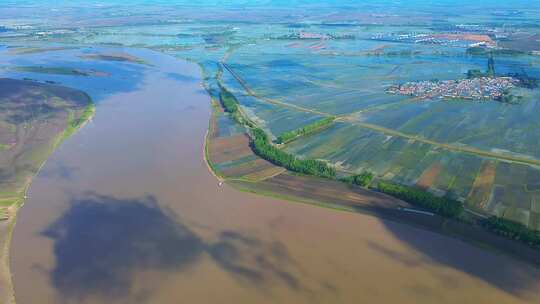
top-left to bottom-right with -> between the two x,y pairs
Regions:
386,76 -> 519,101
371,32 -> 497,48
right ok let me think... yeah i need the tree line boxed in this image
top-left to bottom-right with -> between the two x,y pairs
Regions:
341,172 -> 374,187
218,85 -> 335,178
377,181 -> 463,218
219,86 -> 238,113
375,182 -> 540,247
276,116 -> 336,144
481,216 -> 540,248
251,127 -> 336,178
219,85 -> 255,127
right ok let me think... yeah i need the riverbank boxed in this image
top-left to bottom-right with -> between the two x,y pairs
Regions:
0,80 -> 95,304
0,207 -> 16,304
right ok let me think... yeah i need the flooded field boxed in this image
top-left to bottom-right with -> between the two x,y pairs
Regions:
217,43 -> 540,229
9,49 -> 540,304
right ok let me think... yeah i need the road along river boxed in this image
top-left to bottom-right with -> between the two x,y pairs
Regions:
11,50 -> 540,304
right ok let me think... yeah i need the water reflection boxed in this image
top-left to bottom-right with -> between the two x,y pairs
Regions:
209,231 -> 301,290
42,193 -> 302,302
0,47 -> 147,102
369,222 -> 540,300
39,160 -> 81,181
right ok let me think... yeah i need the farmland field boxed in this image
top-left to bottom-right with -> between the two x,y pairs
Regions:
199,26 -> 540,230
206,100 -> 284,182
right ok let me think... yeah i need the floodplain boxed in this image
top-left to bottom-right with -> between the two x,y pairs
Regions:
0,1 -> 540,304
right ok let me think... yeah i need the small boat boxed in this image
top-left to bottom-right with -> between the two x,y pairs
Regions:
218,181 -> 223,187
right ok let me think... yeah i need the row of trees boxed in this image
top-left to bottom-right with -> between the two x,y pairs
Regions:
276,117 -> 336,144
219,86 -> 240,114
466,69 -> 486,79
217,85 -> 336,179
467,47 -> 524,56
251,127 -> 336,178
376,181 -> 464,218
466,54 -> 495,79
341,172 -> 374,187
498,90 -> 523,104
508,73 -> 539,89
219,85 -> 255,127
481,216 -> 540,248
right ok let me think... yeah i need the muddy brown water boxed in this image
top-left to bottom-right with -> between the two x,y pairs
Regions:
10,51 -> 540,304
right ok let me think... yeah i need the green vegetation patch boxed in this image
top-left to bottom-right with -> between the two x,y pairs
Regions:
218,85 -> 255,127
377,181 -> 464,218
251,128 -> 336,179
12,66 -> 91,76
340,172 -> 374,187
62,102 -> 96,141
0,199 -> 17,208
215,83 -> 336,179
276,116 -> 335,144
482,216 -> 540,248
81,53 -> 149,65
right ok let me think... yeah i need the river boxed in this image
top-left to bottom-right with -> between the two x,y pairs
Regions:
10,50 -> 540,304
